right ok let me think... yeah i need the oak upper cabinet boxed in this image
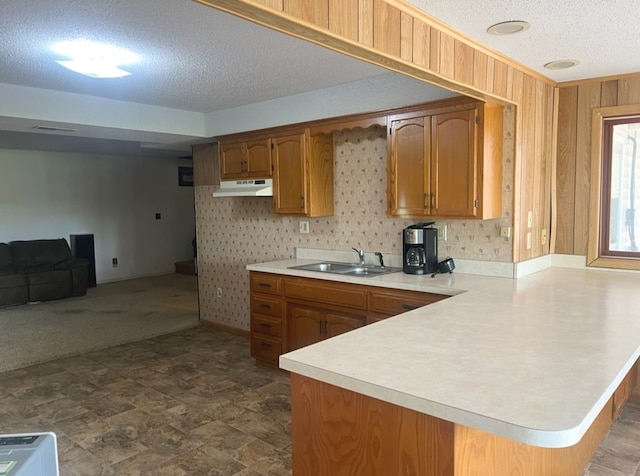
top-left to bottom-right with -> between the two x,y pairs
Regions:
219,138 -> 272,180
387,115 -> 430,217
387,98 -> 503,219
272,130 -> 334,217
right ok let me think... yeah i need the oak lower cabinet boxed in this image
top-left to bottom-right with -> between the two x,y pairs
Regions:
219,138 -> 272,180
290,360 -> 640,475
249,271 -> 449,364
367,287 -> 449,324
387,97 -> 503,219
249,272 -> 284,366
612,360 -> 638,419
288,303 -> 365,351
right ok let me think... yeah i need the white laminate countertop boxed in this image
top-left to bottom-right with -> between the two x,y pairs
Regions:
247,259 -> 640,448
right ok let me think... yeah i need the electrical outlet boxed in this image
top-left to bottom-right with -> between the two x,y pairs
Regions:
527,211 -> 533,228
526,232 -> 532,250
216,287 -> 223,298
299,220 -> 309,234
112,257 -> 118,267
155,213 -> 161,220
500,226 -> 511,239
541,228 -> 547,245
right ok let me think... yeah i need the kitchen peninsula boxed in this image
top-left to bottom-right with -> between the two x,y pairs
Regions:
247,259 -> 640,475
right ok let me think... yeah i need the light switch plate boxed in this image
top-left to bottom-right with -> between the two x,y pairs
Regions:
435,224 -> 447,241
299,220 -> 309,234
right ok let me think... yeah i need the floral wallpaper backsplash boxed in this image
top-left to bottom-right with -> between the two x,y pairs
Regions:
195,106 -> 515,329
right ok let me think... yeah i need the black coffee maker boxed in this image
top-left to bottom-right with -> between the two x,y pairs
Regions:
403,222 -> 438,275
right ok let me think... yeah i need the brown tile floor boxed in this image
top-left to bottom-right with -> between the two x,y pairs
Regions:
0,325 -> 638,475
584,397 -> 640,475
0,327 -> 291,475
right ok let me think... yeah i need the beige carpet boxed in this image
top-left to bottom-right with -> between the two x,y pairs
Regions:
0,273 -> 199,373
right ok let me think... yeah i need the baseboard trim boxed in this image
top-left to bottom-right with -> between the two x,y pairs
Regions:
199,319 -> 249,338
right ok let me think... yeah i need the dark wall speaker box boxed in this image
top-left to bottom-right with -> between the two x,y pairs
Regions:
70,234 -> 97,287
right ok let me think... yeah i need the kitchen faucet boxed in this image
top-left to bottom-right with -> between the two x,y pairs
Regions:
352,247 -> 366,265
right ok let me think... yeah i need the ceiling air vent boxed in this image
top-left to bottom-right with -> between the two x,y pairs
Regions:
32,125 -> 77,133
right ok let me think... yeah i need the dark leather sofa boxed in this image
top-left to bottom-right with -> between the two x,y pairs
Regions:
0,239 -> 89,307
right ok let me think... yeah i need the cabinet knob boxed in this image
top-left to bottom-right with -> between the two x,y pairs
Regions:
402,304 -> 418,311
259,303 -> 271,309
258,282 -> 271,288
259,323 -> 272,328
260,342 -> 272,349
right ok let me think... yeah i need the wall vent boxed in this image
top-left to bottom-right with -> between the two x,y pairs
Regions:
32,125 -> 77,133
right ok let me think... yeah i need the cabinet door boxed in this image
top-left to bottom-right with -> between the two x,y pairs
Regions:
245,138 -> 272,178
387,116 -> 430,217
273,134 -> 306,214
219,142 -> 246,179
431,107 -> 478,218
288,304 -> 323,351
368,288 -> 448,316
324,312 -> 365,339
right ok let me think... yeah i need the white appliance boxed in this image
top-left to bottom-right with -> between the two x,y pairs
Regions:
0,432 -> 59,476
211,178 -> 273,197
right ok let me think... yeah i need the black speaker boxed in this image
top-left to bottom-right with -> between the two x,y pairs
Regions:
70,234 -> 97,287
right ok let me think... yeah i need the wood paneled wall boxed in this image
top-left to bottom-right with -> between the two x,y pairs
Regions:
193,0 -> 556,263
556,74 -> 640,255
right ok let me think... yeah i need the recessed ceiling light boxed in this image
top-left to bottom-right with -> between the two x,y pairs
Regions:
544,59 -> 579,70
487,21 -> 530,35
52,40 -> 138,78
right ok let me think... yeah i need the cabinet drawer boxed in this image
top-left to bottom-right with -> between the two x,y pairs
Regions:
250,272 -> 281,295
251,294 -> 282,317
283,277 -> 368,310
368,288 -> 448,316
251,314 -> 282,337
251,334 -> 282,362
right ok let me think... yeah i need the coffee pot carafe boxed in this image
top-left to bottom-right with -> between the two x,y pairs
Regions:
405,247 -> 426,267
403,222 -> 438,275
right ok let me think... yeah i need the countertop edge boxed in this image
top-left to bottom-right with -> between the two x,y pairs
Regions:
278,354 -> 592,448
249,259 -> 640,449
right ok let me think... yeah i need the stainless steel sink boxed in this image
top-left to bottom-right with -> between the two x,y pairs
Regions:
288,262 -> 401,277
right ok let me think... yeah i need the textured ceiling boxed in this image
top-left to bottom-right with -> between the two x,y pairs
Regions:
407,0 -> 640,82
0,0 -> 387,113
0,0 -> 638,156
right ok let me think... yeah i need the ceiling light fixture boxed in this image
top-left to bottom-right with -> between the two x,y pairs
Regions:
52,40 -> 138,78
487,21 -> 530,35
544,59 -> 579,70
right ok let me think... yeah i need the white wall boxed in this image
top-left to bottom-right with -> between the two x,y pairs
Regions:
206,72 -> 458,137
0,149 -> 195,283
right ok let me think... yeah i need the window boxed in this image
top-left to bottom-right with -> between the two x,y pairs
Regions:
588,106 -> 640,269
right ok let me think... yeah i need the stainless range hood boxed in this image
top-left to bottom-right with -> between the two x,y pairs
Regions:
212,178 -> 273,197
